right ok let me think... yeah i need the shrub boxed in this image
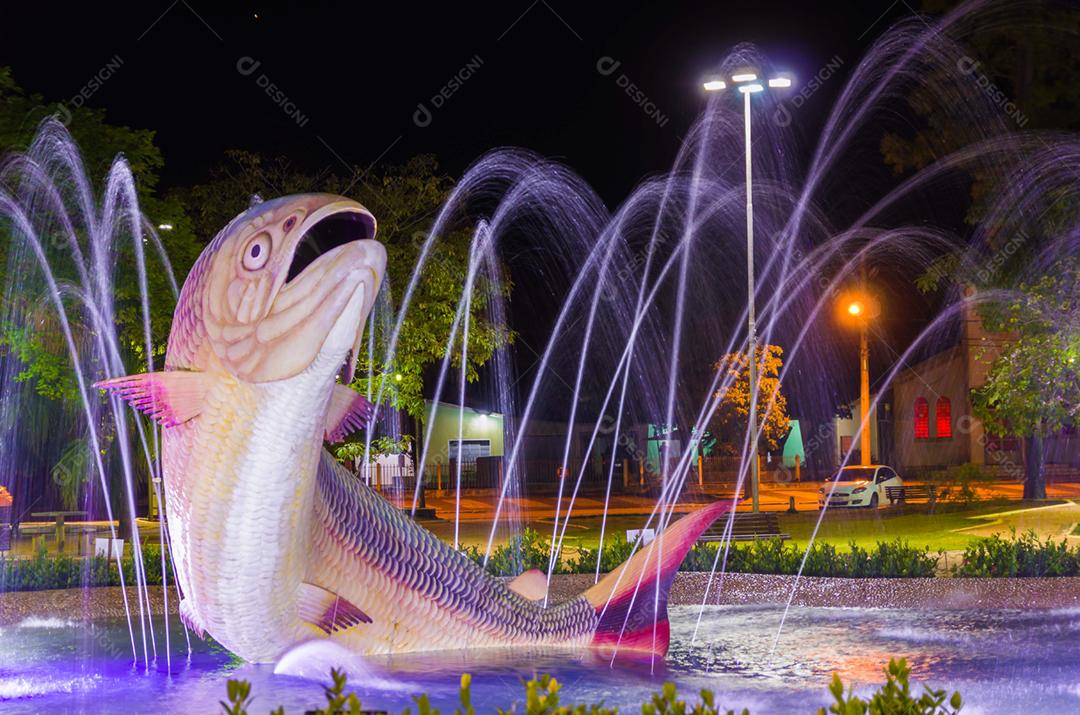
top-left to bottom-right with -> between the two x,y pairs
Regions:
460,532 -> 940,579
567,534 -> 637,574
0,543 -> 172,592
222,659 -> 962,714
856,539 -> 940,578
952,529 -> 1080,577
459,528 -> 567,577
678,538 -> 938,578
820,657 -> 961,715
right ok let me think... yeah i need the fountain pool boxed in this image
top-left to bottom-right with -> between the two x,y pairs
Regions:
3,604 -> 1079,713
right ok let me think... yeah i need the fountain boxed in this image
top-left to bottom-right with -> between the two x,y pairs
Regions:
0,0 -> 1078,711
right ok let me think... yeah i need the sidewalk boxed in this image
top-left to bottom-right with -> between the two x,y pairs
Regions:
395,481 -> 1080,524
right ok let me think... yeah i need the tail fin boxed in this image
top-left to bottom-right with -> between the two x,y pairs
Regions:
583,501 -> 730,657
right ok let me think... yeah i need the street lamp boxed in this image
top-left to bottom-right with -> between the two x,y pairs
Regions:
703,68 -> 792,513
837,290 -> 881,467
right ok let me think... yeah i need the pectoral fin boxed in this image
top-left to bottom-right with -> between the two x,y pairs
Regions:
298,582 -> 372,635
507,568 -> 548,601
324,384 -> 375,442
94,371 -> 210,427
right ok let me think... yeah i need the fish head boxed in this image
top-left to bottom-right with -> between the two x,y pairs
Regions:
195,193 -> 386,384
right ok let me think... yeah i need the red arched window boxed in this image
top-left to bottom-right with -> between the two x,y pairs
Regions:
936,397 -> 952,438
914,397 -> 929,439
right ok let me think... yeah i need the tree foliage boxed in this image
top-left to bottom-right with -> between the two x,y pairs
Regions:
0,67 -> 202,386
3,67 -> 513,423
881,3 -> 1080,294
708,344 -> 790,454
972,258 -> 1079,439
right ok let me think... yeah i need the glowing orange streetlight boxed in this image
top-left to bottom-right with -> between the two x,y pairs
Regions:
837,290 -> 880,467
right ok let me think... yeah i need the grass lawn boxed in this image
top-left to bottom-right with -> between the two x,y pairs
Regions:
780,502 -> 1042,552
462,499 -> 1080,556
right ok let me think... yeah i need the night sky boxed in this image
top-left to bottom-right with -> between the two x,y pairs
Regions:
0,1 -> 913,203
0,1 -> 1005,418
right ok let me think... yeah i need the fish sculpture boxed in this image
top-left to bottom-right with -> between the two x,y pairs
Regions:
98,194 -> 730,663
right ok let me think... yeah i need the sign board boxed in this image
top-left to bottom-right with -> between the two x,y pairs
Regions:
625,528 -> 656,546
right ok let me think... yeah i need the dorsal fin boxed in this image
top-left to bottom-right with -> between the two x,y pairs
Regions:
298,582 -> 372,635
324,384 -> 375,442
507,568 -> 548,601
94,371 -> 210,427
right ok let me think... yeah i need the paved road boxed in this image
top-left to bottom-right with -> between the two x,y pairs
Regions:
404,481 -> 1080,522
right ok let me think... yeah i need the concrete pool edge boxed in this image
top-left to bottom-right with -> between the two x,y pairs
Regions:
558,572 -> 1080,610
4,573 -> 1080,625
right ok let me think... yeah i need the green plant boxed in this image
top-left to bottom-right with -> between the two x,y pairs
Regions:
494,673 -> 617,715
642,681 -> 747,715
854,539 -> 941,578
971,258 -> 1080,499
224,661 -> 963,714
50,438 -> 94,511
313,668 -> 364,715
335,434 -> 414,461
0,543 -> 173,592
568,534 -> 637,574
408,673 -> 475,715
819,658 -> 962,715
460,528 -> 566,577
678,538 -> 938,579
220,678 -> 253,715
953,529 -> 1080,577
459,533 -> 940,580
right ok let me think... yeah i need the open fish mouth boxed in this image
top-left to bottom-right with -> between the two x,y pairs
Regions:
286,210 -> 377,283
277,205 -> 381,387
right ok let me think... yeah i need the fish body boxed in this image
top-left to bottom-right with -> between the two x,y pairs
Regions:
99,194 -> 729,663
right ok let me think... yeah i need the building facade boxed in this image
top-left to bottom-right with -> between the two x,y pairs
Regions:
421,400 -> 505,465
887,291 -> 1080,474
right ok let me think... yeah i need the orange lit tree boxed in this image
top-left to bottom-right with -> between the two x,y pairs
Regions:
708,344 -> 790,456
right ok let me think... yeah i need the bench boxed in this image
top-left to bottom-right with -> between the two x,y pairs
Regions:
697,511 -> 790,543
18,522 -> 114,553
884,485 -> 938,504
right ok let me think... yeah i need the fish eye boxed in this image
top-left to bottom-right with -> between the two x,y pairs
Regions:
242,232 -> 272,270
283,215 -> 298,232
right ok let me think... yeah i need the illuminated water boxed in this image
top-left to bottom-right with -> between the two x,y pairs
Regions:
3,605 -> 1079,714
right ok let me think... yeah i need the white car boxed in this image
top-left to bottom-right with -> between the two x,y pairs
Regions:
818,465 -> 903,509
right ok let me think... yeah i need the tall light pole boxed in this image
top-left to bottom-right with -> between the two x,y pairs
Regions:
838,291 -> 880,467
704,71 -> 791,513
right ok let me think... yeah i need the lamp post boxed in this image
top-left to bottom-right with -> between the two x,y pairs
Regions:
838,292 -> 880,467
703,70 -> 791,513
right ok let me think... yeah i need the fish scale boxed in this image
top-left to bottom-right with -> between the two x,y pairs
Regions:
309,452 -> 599,654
